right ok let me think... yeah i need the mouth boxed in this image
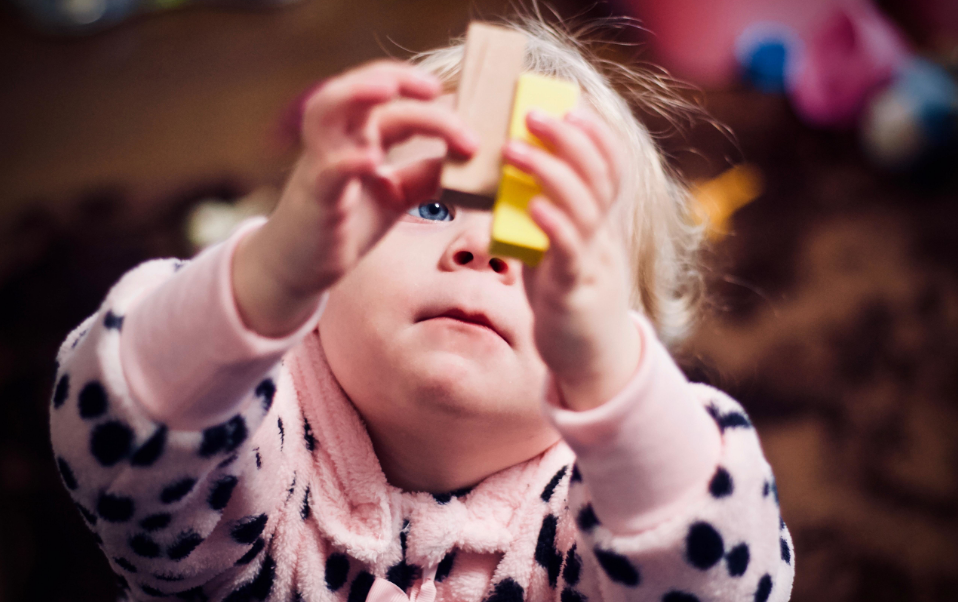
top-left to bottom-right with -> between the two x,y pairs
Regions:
420,308 -> 509,344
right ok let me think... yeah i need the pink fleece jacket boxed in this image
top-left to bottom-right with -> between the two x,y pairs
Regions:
49,220 -> 794,602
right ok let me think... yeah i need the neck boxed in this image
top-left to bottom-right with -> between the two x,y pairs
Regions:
362,409 -> 561,494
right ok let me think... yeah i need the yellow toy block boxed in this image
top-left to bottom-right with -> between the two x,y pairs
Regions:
490,73 -> 580,266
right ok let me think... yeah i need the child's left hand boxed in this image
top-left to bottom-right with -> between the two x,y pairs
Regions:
502,108 -> 642,412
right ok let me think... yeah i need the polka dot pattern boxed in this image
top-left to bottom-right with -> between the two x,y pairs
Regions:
208,475 -> 239,511
139,513 -> 171,532
576,504 -> 600,532
131,425 -> 167,468
235,538 -> 265,566
435,550 -> 456,583
255,379 -> 276,412
562,544 -> 581,586
90,421 -> 134,467
486,578 -> 524,602
231,514 -> 268,545
541,465 -> 568,502
663,592 -> 700,602
534,514 -> 562,587
347,571 -> 375,602
324,553 -> 350,591
303,415 -> 316,453
130,533 -> 161,558
52,374 -> 69,409
199,416 -> 247,458
709,467 -> 733,498
755,574 -> 773,602
97,492 -> 135,523
726,543 -> 750,577
168,530 -> 204,561
686,522 -> 724,570
160,477 -> 197,504
594,548 -> 640,586
78,381 -> 109,419
103,310 -> 125,330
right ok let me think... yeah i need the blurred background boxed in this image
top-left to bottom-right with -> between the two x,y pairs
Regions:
1,0 -> 957,600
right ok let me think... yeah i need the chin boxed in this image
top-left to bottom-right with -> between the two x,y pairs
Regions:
405,352 -> 540,421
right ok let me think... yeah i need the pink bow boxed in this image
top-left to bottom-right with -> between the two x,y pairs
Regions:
366,565 -> 438,602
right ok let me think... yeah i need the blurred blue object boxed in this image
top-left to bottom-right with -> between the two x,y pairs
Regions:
735,22 -> 803,94
11,0 -> 303,35
862,58 -> 958,169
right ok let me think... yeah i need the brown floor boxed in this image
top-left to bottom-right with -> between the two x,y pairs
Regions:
2,1 -> 957,601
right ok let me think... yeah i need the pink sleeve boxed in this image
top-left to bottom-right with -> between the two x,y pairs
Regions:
541,313 -> 722,534
120,217 -> 326,431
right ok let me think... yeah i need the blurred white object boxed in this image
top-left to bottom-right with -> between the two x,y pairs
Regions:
187,187 -> 278,250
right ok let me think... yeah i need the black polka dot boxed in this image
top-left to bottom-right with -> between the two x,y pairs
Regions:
114,557 -> 137,573
98,492 -> 135,522
251,554 -> 275,599
131,425 -> 167,467
570,464 -> 582,483
435,550 -> 456,583
387,559 -> 422,592
709,467 -> 733,498
755,574 -> 773,602
115,574 -> 130,591
286,474 -> 297,503
663,592 -> 700,602
79,381 -> 109,419
541,466 -> 568,502
303,415 -> 316,452
325,552 -> 350,591
560,588 -> 586,602
172,260 -> 187,272
486,578 -> 524,602
277,418 -> 285,451
173,586 -> 207,602
255,379 -> 276,412
781,537 -> 791,565
168,530 -> 204,561
161,477 -> 197,504
218,453 -> 239,469
706,403 -> 752,432
235,538 -> 265,565
253,448 -> 262,469
53,374 -> 70,408
231,514 -> 268,544
142,584 -> 166,597
535,515 -> 562,588
594,548 -> 640,586
140,513 -> 171,532
726,543 -> 750,577
431,485 -> 473,505
57,456 -> 78,490
130,533 -> 161,558
90,420 -> 134,467
199,415 -> 247,457
562,544 -> 581,586
347,571 -> 375,602
154,572 -> 184,582
104,310 -> 124,330
209,475 -> 239,511
576,504 -> 600,532
301,486 -> 311,521
75,502 -> 97,526
686,522 -> 724,570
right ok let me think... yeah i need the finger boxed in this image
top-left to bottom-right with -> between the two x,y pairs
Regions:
503,140 -> 601,238
309,148 -> 381,204
528,196 -> 583,286
525,110 -> 615,210
375,100 -> 479,157
565,108 -> 626,201
303,62 -> 442,136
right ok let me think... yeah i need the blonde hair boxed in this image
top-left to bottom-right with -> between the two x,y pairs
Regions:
413,14 -> 705,345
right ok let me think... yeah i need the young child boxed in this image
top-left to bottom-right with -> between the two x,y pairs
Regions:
50,17 -> 794,602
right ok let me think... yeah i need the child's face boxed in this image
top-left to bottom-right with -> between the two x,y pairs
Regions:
318,135 -> 559,467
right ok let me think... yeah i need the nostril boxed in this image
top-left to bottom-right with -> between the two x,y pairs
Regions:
454,251 -> 473,265
489,258 -> 507,273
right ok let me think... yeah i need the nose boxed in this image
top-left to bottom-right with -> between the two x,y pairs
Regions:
439,211 -> 518,283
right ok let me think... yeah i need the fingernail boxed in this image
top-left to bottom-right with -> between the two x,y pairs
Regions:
526,109 -> 551,126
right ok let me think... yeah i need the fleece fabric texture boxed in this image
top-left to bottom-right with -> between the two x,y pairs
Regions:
49,227 -> 795,602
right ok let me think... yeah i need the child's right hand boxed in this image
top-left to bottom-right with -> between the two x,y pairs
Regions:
232,61 -> 478,336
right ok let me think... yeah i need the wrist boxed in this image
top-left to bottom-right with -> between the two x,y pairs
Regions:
232,224 -> 324,338
555,317 -> 643,411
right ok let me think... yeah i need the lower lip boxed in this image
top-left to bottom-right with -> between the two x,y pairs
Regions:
426,317 -> 503,340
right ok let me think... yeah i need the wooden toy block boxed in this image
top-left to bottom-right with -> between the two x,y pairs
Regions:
489,72 -> 580,266
440,23 -> 527,209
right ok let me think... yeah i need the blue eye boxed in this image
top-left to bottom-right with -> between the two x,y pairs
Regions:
409,202 -> 453,222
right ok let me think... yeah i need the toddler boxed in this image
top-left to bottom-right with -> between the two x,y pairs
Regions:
50,17 -> 794,602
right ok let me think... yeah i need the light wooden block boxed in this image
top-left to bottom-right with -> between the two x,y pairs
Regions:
490,73 -> 580,266
440,22 -> 527,208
